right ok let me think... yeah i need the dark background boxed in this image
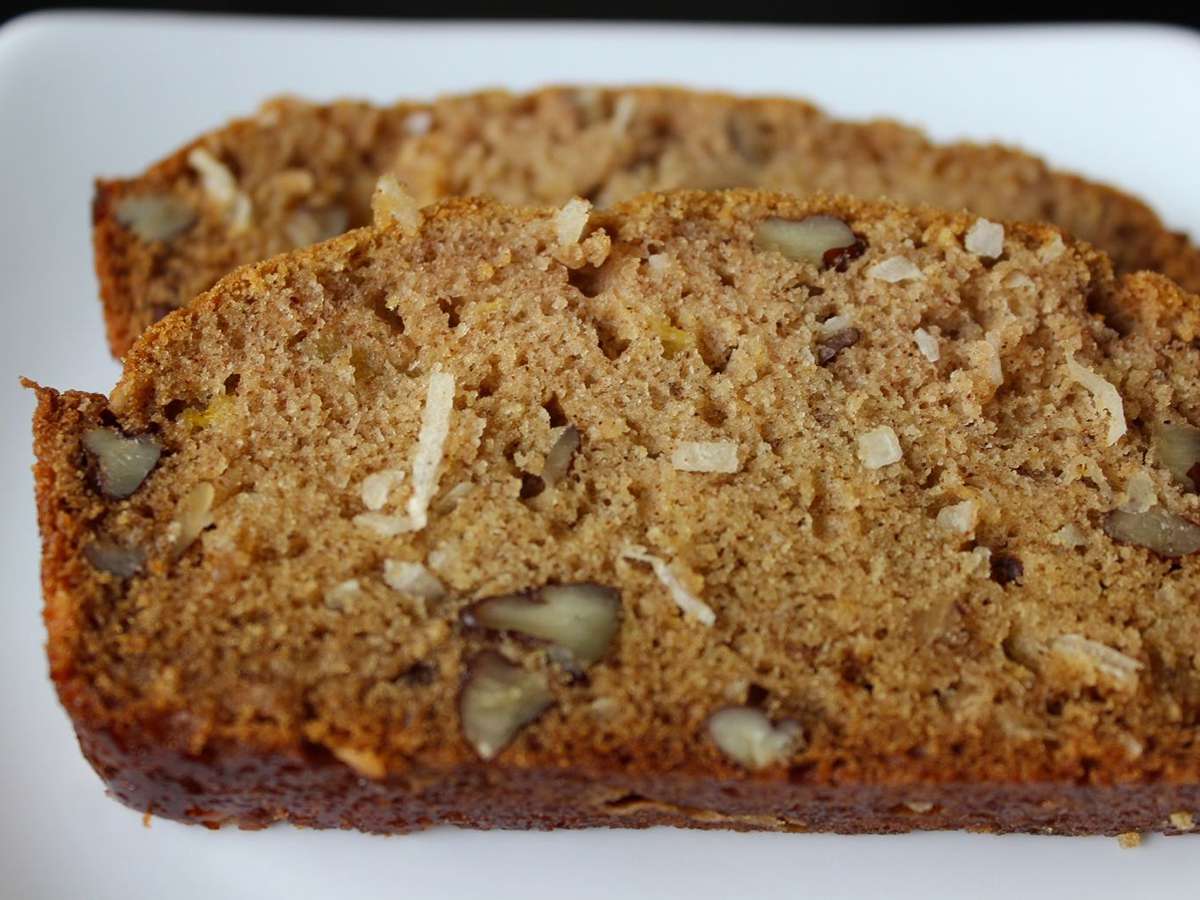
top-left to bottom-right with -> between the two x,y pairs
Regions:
3,1 -> 1200,28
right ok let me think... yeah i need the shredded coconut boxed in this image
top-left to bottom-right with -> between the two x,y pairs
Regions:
1169,811 -> 1196,831
542,426 -> 581,488
867,256 -> 924,283
187,147 -> 251,234
982,331 -> 1004,386
324,578 -> 362,611
1004,271 -> 1035,291
913,327 -> 940,362
1040,233 -> 1066,261
403,110 -> 433,136
964,218 -> 1005,258
371,174 -> 421,232
611,93 -> 637,135
936,500 -> 977,534
646,253 -> 669,276
857,425 -> 902,469
672,440 -> 740,474
554,197 -> 591,246
352,512 -> 409,537
405,371 -> 455,532
1052,635 -> 1142,691
621,546 -> 715,625
1051,523 -> 1089,548
819,314 -> 853,337
169,482 -> 215,559
383,560 -> 445,600
1120,470 -> 1157,514
360,469 -> 405,511
1065,351 -> 1127,446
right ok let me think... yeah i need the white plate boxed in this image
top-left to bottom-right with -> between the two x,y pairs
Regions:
1,12 -> 1198,899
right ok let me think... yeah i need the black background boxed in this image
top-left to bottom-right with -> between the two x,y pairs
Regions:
3,2 -> 1200,28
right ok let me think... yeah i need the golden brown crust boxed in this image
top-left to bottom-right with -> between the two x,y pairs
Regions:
39,190 -> 1200,834
92,86 -> 1200,357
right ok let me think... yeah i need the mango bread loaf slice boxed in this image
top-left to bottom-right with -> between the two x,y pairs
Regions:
94,86 -> 1200,356
37,189 -> 1200,835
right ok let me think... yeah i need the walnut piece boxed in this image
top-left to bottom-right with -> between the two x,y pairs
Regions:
1103,507 -> 1200,557
708,707 -> 801,770
460,652 -> 553,760
464,583 -> 621,666
83,427 -> 161,499
84,540 -> 145,577
754,215 -> 862,268
115,194 -> 196,242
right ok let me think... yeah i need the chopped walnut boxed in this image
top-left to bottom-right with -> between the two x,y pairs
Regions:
463,583 -> 621,666
754,216 -> 863,268
115,194 -> 196,242
460,652 -> 553,760
83,428 -> 161,499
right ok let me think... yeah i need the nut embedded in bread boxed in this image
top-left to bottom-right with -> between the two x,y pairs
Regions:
32,189 -> 1200,835
92,86 -> 1200,356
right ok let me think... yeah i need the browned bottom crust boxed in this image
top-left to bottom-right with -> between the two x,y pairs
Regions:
81,722 -> 1198,836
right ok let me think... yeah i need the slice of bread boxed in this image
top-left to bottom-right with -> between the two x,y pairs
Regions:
93,86 -> 1200,357
37,190 -> 1200,834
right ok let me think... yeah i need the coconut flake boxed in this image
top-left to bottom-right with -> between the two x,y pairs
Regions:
621,546 -> 715,626
542,426 -> 580,489
1120,470 -> 1157,514
168,482 -> 214,559
982,331 -> 1004,386
708,707 -> 801,770
1052,634 -> 1142,692
324,578 -> 363,611
403,110 -> 433,136
405,371 -> 455,532
819,314 -> 853,337
554,198 -> 591,246
1051,523 -> 1089,548
352,512 -> 410,537
1040,233 -> 1066,262
867,256 -> 924,283
115,194 -> 196,242
965,218 -> 1005,258
646,253 -> 669,276
913,328 -> 940,362
611,94 -> 637,135
371,174 -> 421,232
360,469 -> 405,511
936,500 -> 977,535
1065,351 -> 1126,446
672,440 -> 740,474
187,147 -> 251,234
383,560 -> 445,602
857,425 -> 902,470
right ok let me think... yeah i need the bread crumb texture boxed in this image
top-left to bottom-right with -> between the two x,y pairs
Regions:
93,86 -> 1200,356
34,190 -> 1200,831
